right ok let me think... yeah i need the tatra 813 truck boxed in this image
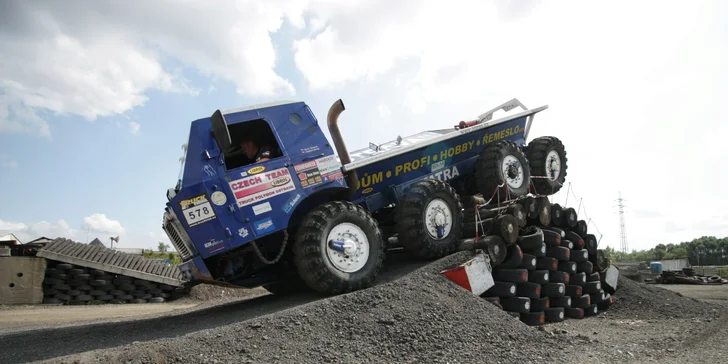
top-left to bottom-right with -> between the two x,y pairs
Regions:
161,98 -> 567,295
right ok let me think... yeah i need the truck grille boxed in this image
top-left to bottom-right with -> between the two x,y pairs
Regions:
162,209 -> 195,261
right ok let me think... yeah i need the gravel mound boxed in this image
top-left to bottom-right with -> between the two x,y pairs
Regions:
44,251 -> 571,364
180,283 -> 267,303
608,276 -> 720,320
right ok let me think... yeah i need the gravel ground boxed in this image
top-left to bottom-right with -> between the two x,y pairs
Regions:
39,251 -> 575,364
29,259 -> 728,364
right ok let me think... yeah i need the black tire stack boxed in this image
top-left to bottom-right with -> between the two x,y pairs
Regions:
473,200 -> 618,326
41,260 -> 181,305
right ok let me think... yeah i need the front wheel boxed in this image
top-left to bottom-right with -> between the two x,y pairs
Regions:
292,201 -> 385,295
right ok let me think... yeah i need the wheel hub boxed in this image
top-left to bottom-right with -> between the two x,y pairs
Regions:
545,150 -> 561,180
501,155 -> 525,189
326,223 -> 370,273
425,198 -> 453,240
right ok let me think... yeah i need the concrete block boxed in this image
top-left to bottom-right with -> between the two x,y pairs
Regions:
0,256 -> 47,305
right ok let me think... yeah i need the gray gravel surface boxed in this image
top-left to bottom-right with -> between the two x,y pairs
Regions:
607,275 -> 721,320
15,256 -> 728,364
1,250 -> 430,364
38,251 -> 575,364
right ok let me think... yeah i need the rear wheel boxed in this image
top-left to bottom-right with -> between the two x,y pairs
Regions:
292,201 -> 385,295
475,140 -> 531,203
525,136 -> 567,195
395,179 -> 464,260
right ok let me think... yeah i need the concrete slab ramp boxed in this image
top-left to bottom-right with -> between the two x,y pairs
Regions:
36,238 -> 184,287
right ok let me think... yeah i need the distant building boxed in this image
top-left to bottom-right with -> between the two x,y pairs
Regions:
0,233 -> 22,246
26,237 -> 54,247
89,238 -> 105,248
113,248 -> 144,255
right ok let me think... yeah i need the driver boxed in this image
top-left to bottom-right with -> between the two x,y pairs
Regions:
240,135 -> 277,163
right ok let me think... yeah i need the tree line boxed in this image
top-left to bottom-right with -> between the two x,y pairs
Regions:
602,236 -> 728,266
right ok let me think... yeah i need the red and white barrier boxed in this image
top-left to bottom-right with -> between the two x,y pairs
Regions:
441,252 -> 494,296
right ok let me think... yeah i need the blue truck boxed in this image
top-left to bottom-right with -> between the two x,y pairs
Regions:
161,98 -> 567,295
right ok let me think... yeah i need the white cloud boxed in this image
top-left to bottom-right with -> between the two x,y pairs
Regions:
0,218 -> 79,243
0,0 -> 306,137
129,121 -> 140,135
0,216 -> 170,250
0,219 -> 27,232
291,0 -> 728,252
83,213 -> 125,235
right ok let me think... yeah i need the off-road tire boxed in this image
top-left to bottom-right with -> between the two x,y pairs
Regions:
520,196 -> 539,220
550,203 -> 564,226
570,272 -> 587,286
517,282 -> 541,299
482,282 -> 517,298
535,197 -> 552,226
549,296 -> 571,308
517,226 -> 544,251
585,234 -> 598,255
481,236 -> 507,266
520,311 -> 545,326
524,136 -> 567,195
545,307 -> 565,322
529,270 -> 550,285
498,244 -> 524,269
518,254 -> 537,271
531,297 -> 549,312
395,179 -> 464,260
492,268 -> 528,284
494,214 -> 519,244
293,201 -> 386,295
565,231 -> 584,250
575,220 -> 588,237
474,140 -> 531,203
506,204 -> 527,227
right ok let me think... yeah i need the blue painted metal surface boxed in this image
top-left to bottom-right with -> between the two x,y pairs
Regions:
346,116 -> 528,212
167,102 -> 348,262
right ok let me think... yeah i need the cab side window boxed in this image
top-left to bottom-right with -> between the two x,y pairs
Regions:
224,119 -> 284,170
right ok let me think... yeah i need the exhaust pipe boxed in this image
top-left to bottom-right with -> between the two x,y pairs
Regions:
326,99 -> 358,195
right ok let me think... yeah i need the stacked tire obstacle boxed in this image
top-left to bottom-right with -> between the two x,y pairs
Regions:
42,260 -> 183,305
456,136 -> 617,326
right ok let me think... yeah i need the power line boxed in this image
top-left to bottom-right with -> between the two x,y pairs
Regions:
614,192 -> 628,254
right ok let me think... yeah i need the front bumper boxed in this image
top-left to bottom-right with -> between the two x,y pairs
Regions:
179,256 -> 214,282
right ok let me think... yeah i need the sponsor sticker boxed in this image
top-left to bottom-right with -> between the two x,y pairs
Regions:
248,166 -> 265,175
204,238 -> 225,253
292,154 -> 342,188
282,193 -> 301,214
229,167 -> 296,207
180,194 -> 216,227
252,202 -> 272,215
253,217 -> 276,235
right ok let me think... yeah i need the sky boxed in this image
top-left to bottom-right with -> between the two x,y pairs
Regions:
1,0 -> 727,252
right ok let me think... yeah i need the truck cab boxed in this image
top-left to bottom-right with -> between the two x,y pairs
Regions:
162,101 -> 348,287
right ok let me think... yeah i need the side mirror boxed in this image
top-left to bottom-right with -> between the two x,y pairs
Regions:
210,109 -> 232,153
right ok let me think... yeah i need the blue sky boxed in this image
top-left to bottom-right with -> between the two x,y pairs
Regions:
1,0 -> 727,251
